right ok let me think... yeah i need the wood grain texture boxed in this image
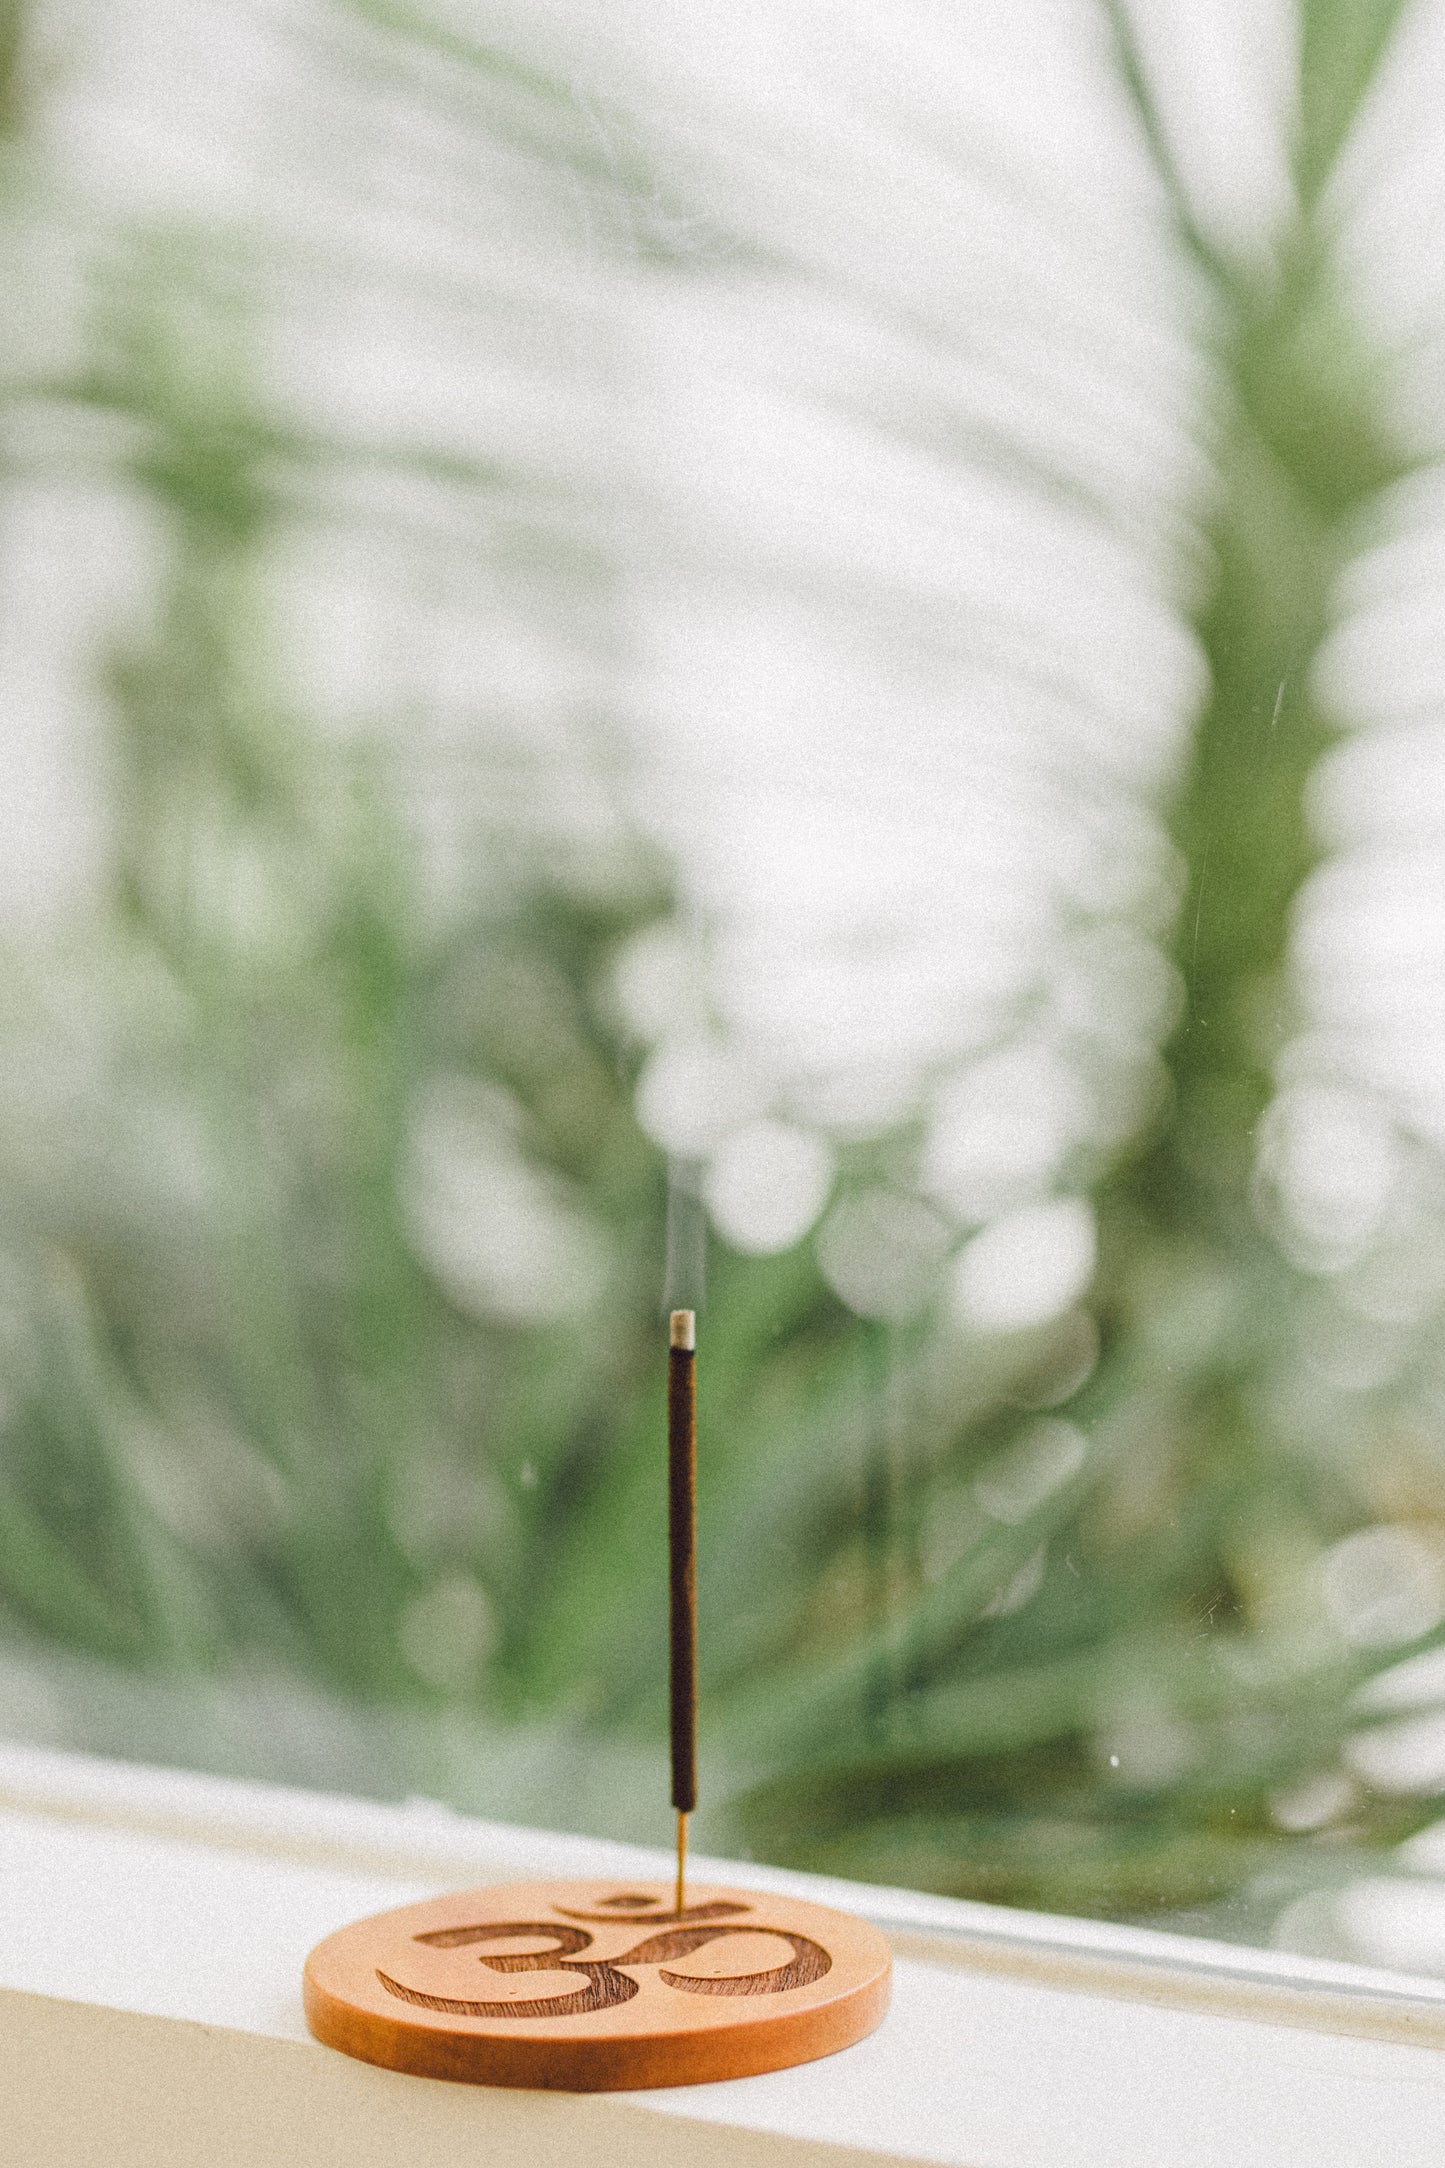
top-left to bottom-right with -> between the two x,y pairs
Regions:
304,1880 -> 892,2090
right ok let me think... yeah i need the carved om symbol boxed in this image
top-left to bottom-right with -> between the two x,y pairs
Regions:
376,1897 -> 831,2019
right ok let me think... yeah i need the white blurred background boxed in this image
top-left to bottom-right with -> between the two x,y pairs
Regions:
8,0 -> 1445,1968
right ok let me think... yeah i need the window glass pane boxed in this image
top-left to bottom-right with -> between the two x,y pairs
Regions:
4,0 -> 1445,1988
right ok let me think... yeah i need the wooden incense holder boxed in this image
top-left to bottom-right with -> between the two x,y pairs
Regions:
303,1877 -> 891,2090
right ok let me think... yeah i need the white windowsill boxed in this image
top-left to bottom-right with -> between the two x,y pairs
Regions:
3,1740 -> 1445,2167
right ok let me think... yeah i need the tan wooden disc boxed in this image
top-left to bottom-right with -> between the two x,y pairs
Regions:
304,1877 -> 892,2091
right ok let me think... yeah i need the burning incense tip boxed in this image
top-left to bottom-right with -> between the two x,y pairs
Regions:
670,1308 -> 696,1351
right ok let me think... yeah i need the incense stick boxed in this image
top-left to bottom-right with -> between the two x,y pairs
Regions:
668,1307 -> 697,1908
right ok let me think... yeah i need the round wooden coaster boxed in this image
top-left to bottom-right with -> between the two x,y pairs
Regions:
304,1877 -> 892,2091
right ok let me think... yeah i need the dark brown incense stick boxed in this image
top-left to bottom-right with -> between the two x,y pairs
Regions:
668,1307 -> 697,1909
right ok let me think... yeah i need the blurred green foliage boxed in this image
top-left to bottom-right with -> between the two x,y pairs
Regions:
2,0 -> 1445,1930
